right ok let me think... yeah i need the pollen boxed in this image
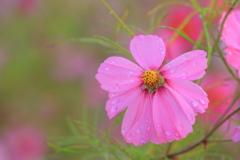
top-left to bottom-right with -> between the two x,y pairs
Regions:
141,70 -> 164,90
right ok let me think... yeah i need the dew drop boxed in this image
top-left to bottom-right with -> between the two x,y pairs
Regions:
200,99 -> 205,104
192,101 -> 199,107
130,79 -> 135,83
112,98 -> 118,105
115,86 -> 120,90
122,129 -> 126,133
175,132 -> 179,137
170,68 -> 176,73
111,105 -> 118,113
129,71 -> 134,74
148,126 -> 151,131
166,131 -> 172,136
182,77 -> 187,80
193,61 -> 197,67
181,72 -> 187,76
111,60 -> 116,64
105,67 -> 110,71
141,140 -> 145,144
127,132 -> 133,140
146,120 -> 149,123
177,125 -> 183,131
156,114 -> 159,117
157,125 -> 161,128
137,128 -> 141,133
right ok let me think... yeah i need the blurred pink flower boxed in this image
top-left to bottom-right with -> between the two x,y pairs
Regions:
232,126 -> 240,143
51,48 -> 96,82
221,8 -> 240,77
0,0 -> 36,17
0,142 -> 10,160
155,6 -> 202,60
96,35 -> 208,145
4,126 -> 46,160
201,74 -> 235,124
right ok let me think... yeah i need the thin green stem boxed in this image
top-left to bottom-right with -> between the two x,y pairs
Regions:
100,0 -> 135,37
165,106 -> 240,158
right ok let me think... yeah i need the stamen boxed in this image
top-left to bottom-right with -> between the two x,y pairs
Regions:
141,70 -> 164,90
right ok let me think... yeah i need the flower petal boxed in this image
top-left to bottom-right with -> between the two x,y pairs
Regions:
221,10 -> 240,49
231,126 -> 240,143
225,47 -> 240,72
106,85 -> 142,119
152,87 -> 193,143
130,35 -> 166,70
96,56 -> 144,93
166,80 -> 209,115
160,50 -> 207,80
121,90 -> 159,145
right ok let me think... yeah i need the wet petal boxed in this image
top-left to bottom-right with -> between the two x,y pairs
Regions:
130,35 -> 166,70
96,56 -> 144,93
221,10 -> 240,49
160,50 -> 207,80
121,90 -> 159,146
231,126 -> 240,143
166,80 -> 209,115
106,86 -> 142,119
152,87 -> 193,143
225,47 -> 240,74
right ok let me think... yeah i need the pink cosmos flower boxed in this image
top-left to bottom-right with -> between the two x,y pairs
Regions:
4,126 -> 46,160
220,8 -> 240,78
96,35 -> 209,145
231,126 -> 240,143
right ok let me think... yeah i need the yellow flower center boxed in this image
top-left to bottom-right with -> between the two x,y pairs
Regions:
141,70 -> 164,90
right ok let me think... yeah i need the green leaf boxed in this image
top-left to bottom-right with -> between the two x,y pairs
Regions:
159,26 -> 206,50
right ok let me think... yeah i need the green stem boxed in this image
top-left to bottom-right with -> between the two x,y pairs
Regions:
165,107 -> 240,158
100,0 -> 135,37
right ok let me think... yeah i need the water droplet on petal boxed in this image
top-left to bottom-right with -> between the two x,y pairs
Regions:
193,61 -> 197,67
127,132 -> 133,140
111,60 -> 116,64
192,101 -> 199,107
157,125 -> 161,128
105,67 -> 110,71
141,139 -> 145,144
170,68 -> 176,73
181,72 -> 186,76
137,128 -> 141,133
182,77 -> 187,80
148,126 -> 151,131
122,129 -> 126,133
200,99 -> 205,104
177,125 -> 183,131
146,120 -> 149,123
166,131 -> 172,136
115,86 -> 120,90
156,114 -> 159,117
175,132 -> 179,137
111,105 -> 118,113
112,98 -> 118,104
130,79 -> 135,83
129,71 -> 134,74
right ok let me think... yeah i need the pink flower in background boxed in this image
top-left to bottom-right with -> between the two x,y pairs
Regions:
4,126 -> 46,160
232,126 -> 240,143
96,35 -> 208,145
155,6 -> 202,60
201,74 -> 235,124
221,8 -> 240,77
51,48 -> 96,82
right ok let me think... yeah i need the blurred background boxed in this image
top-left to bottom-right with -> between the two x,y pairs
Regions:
0,0 -> 240,159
